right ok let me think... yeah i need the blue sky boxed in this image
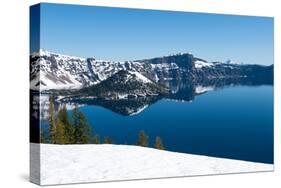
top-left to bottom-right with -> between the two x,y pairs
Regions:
31,3 -> 274,65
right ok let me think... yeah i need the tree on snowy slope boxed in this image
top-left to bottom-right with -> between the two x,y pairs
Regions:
48,101 -> 67,144
40,129 -> 48,143
91,134 -> 100,144
104,136 -> 113,144
57,104 -> 74,144
154,136 -> 165,150
54,118 -> 66,144
48,96 -> 56,143
47,98 -> 94,144
137,130 -> 149,147
72,105 -> 94,144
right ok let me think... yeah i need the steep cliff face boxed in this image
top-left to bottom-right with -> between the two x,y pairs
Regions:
30,49 -> 273,91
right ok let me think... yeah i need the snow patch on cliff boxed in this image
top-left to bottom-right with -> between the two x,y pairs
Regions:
195,60 -> 214,69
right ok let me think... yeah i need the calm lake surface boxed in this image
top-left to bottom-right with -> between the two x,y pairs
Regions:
43,85 -> 274,163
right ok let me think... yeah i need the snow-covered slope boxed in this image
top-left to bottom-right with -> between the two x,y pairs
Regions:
30,50 -> 195,91
30,50 -> 273,91
128,71 -> 152,83
30,143 -> 273,185
30,50 -> 155,91
194,60 -> 214,69
31,50 -> 114,90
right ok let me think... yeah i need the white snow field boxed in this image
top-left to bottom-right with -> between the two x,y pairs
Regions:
30,143 -> 273,185
194,60 -> 214,69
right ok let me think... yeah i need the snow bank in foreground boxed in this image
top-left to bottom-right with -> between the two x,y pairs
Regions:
30,143 -> 273,185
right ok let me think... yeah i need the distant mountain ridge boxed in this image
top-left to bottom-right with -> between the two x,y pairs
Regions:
30,49 -> 273,91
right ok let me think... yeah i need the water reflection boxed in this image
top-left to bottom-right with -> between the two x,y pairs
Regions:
51,77 -> 273,116
30,77 -> 273,163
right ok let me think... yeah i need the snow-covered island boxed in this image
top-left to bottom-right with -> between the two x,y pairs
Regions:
30,143 -> 273,185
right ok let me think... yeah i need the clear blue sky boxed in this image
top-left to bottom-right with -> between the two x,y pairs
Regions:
31,3 -> 274,65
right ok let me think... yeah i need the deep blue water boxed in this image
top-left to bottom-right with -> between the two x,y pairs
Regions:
41,85 -> 273,163
74,85 -> 273,164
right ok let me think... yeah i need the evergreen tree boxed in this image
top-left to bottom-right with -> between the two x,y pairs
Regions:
154,136 -> 165,150
104,136 -> 112,144
92,134 -> 100,144
40,129 -> 47,143
54,118 -> 66,144
48,100 -> 96,145
72,105 -> 93,144
72,104 -> 80,143
79,112 -> 92,144
57,104 -> 74,144
137,130 -> 149,147
48,96 -> 56,143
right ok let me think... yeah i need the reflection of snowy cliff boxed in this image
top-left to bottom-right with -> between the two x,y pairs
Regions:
128,105 -> 148,116
195,86 -> 214,94
31,94 -> 40,120
38,75 -> 273,117
39,94 -> 84,120
39,95 -> 50,120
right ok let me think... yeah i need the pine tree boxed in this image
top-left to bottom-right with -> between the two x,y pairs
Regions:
72,105 -> 93,144
79,112 -> 92,144
40,129 -> 47,143
72,104 -> 80,143
92,134 -> 100,144
57,104 -> 74,144
55,118 -> 66,144
48,96 -> 56,143
154,136 -> 165,150
137,130 -> 149,147
104,136 -> 112,144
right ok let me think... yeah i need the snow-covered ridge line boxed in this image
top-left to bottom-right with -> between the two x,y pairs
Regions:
31,143 -> 273,185
31,49 -> 270,92
30,49 -> 177,91
31,49 -> 86,61
30,49 -> 130,91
